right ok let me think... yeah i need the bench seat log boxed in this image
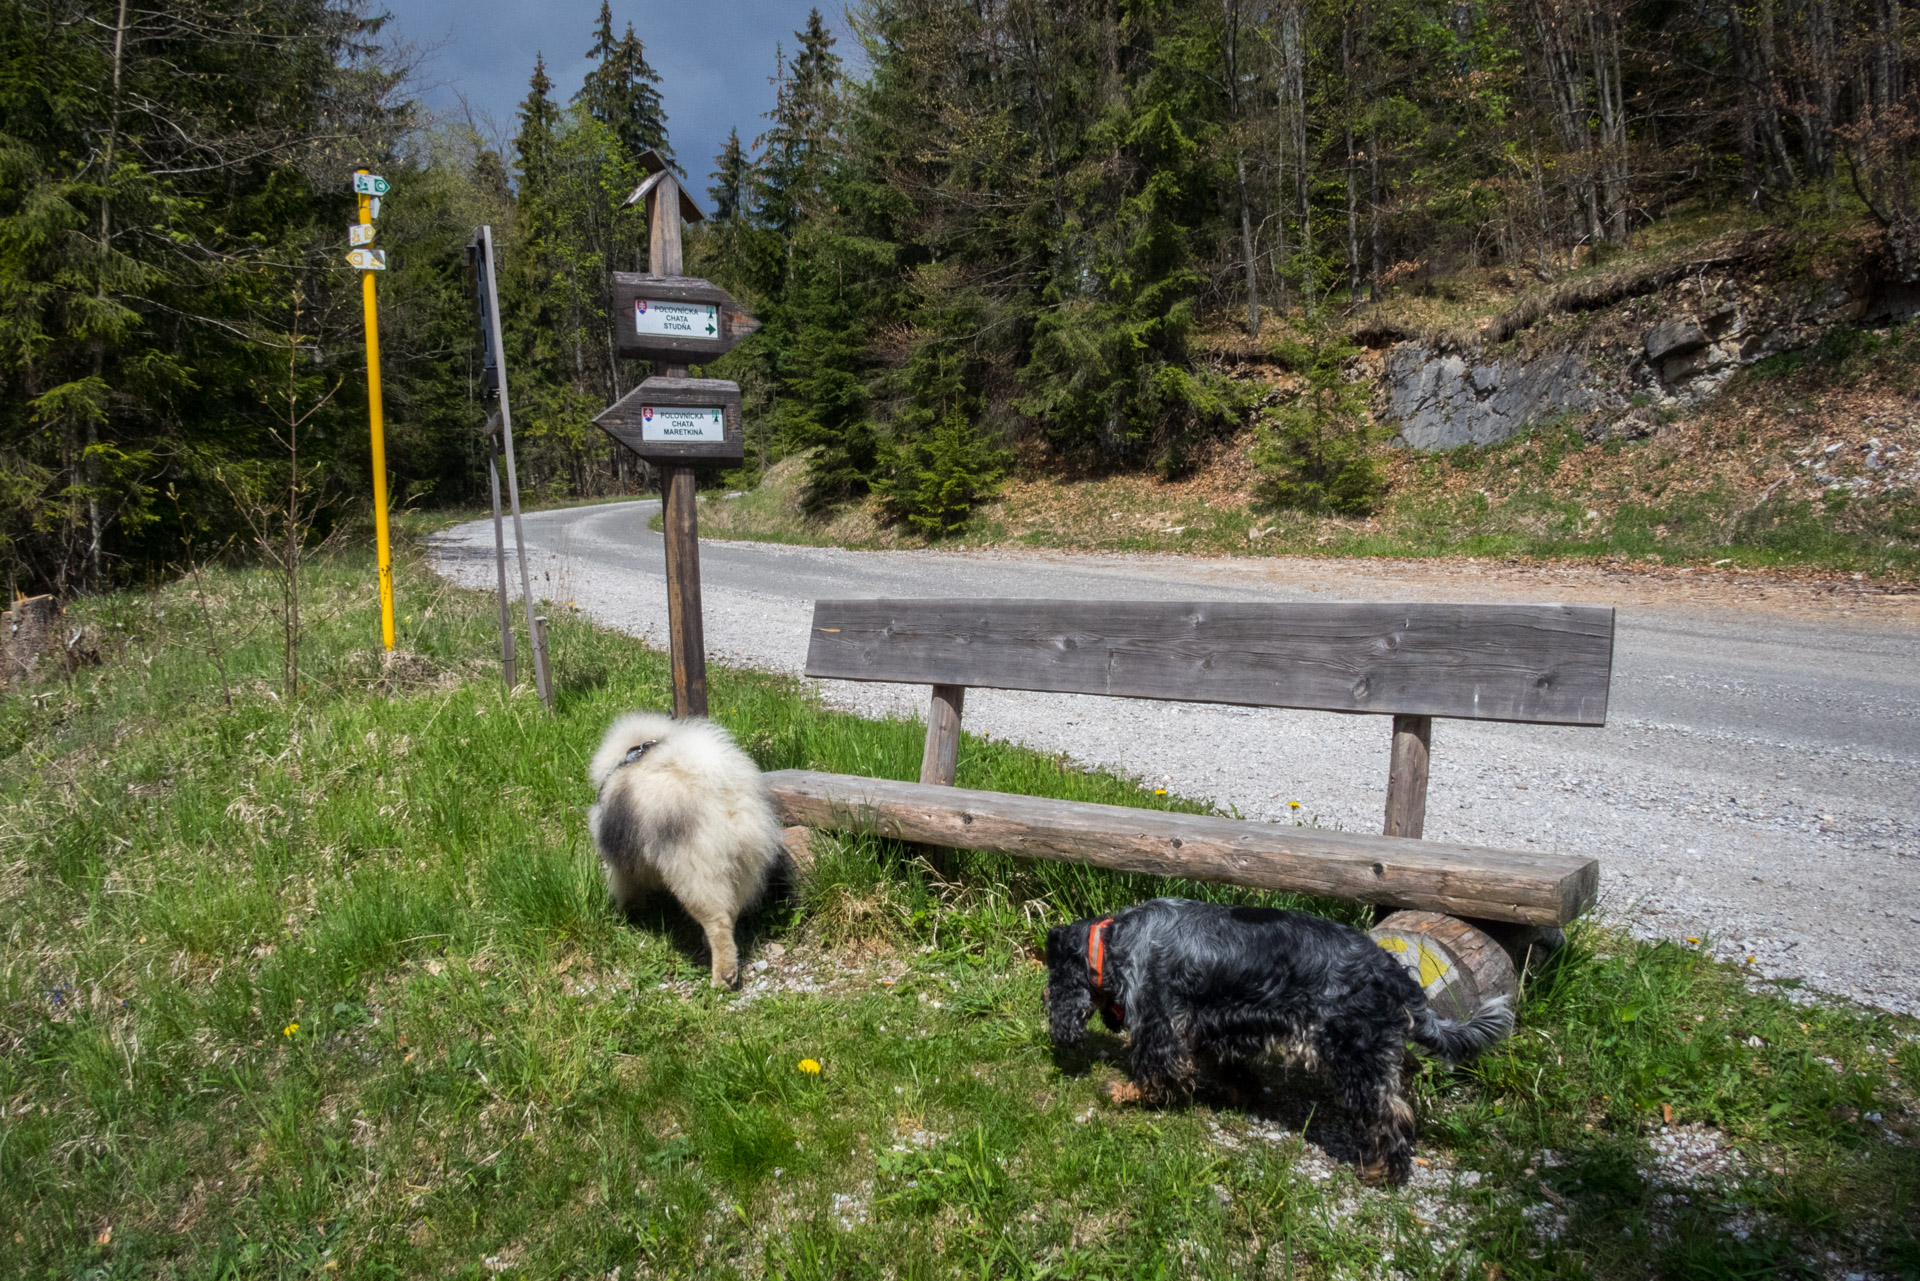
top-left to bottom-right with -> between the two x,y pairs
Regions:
765,769 -> 1598,927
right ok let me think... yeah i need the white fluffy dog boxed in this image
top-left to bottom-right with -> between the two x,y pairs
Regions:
587,712 -> 782,987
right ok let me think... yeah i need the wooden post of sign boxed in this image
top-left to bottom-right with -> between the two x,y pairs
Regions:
647,172 -> 709,719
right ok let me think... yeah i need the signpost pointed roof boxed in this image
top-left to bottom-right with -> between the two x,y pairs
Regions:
623,150 -> 705,224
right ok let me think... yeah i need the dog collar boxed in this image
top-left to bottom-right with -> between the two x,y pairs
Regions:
1087,917 -> 1124,1023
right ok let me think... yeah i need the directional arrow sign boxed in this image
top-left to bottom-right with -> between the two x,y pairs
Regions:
349,223 -> 375,246
595,376 -> 744,463
346,248 -> 387,271
609,274 -> 759,361
352,173 -> 390,196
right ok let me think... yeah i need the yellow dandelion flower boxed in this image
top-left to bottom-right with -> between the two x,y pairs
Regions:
1686,937 -> 1700,945
283,1022 -> 300,1038
1288,801 -> 1301,809
1154,788 -> 1167,796
797,1058 -> 821,1075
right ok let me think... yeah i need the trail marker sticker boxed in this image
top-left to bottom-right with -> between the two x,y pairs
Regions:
349,223 -> 375,246
346,248 -> 387,271
352,173 -> 391,196
641,405 -> 726,443
634,298 -> 719,338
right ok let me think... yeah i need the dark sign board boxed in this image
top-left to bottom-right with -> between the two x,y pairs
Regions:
596,376 -> 744,463
465,233 -> 502,403
609,274 -> 759,361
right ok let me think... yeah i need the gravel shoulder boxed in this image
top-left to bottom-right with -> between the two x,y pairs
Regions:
431,501 -> 1920,1017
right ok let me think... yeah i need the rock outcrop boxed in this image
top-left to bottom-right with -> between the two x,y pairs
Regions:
1373,237 -> 1920,450
1379,348 -> 1602,449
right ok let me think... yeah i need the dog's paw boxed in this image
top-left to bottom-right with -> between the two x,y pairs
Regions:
1102,1079 -> 1145,1106
1355,1156 -> 1411,1188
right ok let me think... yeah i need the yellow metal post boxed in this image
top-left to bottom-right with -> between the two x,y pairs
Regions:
356,172 -> 395,651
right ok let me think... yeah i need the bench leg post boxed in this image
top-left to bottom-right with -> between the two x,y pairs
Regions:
920,684 -> 966,786
1383,713 -> 1431,840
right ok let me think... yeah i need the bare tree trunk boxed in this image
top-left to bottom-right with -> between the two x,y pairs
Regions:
1239,152 -> 1262,333
1281,0 -> 1311,306
83,0 -> 130,591
1589,6 -> 1628,242
285,299 -> 301,699
1728,4 -> 1764,197
1223,0 -> 1261,335
1753,0 -> 1799,184
1533,0 -> 1599,250
1343,12 -> 1361,298
1369,122 -> 1383,301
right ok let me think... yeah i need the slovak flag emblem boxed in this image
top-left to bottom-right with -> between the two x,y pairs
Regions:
642,407 -> 654,421
635,299 -> 648,313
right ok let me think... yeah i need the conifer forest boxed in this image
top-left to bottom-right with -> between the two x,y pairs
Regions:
2,0 -> 1916,593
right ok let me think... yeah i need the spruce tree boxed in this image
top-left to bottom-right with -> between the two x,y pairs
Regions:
709,128 -> 750,223
513,53 -> 559,192
577,3 -> 671,166
576,1 -> 618,111
609,24 -> 671,163
754,13 -> 840,238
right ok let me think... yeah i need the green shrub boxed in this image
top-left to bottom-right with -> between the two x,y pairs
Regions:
874,411 -> 1009,538
1250,334 -> 1386,516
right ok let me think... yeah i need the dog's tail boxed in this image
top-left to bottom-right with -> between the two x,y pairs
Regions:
1409,995 -> 1513,1062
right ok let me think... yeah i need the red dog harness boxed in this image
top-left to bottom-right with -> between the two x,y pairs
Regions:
1087,917 -> 1124,1023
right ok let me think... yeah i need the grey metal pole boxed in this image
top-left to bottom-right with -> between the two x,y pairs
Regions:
486,414 -> 517,690
480,225 -> 553,708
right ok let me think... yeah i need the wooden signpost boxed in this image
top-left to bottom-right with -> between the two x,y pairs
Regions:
593,151 -> 757,719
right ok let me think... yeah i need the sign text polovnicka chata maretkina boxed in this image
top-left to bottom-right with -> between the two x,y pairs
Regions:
595,377 -> 743,464
608,274 -> 759,361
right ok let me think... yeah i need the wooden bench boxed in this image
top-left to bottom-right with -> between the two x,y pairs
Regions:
764,599 -> 1612,1002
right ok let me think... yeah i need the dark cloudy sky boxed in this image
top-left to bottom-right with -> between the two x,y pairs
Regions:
384,1 -> 856,195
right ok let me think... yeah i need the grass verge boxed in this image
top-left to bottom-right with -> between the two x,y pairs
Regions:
1,537 -> 1915,1278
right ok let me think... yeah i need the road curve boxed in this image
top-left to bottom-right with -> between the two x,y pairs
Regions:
432,499 -> 1920,1016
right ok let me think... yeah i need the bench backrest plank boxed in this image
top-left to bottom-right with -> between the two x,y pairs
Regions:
806,599 -> 1615,726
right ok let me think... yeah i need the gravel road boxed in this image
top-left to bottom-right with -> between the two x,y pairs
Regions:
432,499 -> 1920,1017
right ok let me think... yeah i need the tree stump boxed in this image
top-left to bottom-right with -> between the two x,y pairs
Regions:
1466,918 -> 1566,976
4,595 -> 55,686
1370,910 -> 1518,1023
780,825 -> 816,875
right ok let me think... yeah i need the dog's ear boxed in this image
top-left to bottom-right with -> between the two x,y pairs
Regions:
1044,922 -> 1095,1045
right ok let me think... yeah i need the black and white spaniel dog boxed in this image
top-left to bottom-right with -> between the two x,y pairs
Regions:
1044,898 -> 1513,1185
